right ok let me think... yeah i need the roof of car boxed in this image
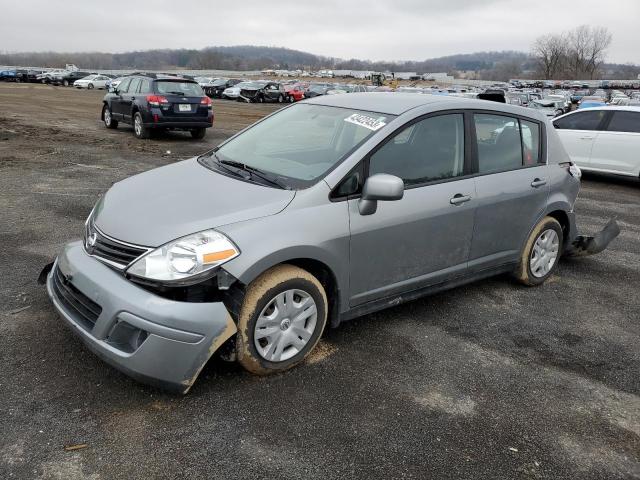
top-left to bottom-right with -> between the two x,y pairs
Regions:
305,92 -> 544,117
573,106 -> 640,112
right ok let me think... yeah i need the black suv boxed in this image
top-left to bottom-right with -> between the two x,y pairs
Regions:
51,71 -> 91,86
101,74 -> 213,139
204,78 -> 242,98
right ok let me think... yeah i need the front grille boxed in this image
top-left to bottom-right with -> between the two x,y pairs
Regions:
85,221 -> 149,269
51,265 -> 102,329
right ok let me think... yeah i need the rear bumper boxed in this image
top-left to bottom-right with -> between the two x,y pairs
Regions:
46,241 -> 236,393
144,121 -> 213,129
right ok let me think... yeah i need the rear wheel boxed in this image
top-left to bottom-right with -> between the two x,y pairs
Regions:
190,128 -> 206,139
277,94 -> 284,103
63,79 -> 69,87
515,216 -> 563,286
236,265 -> 328,375
133,112 -> 149,139
102,104 -> 118,129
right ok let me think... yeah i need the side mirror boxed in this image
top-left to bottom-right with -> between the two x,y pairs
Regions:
358,174 -> 404,216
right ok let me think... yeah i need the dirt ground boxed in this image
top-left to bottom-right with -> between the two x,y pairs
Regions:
0,83 -> 639,480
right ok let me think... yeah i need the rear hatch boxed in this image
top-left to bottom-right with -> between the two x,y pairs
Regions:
154,80 -> 209,121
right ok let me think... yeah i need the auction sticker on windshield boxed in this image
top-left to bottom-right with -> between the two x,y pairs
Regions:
344,113 -> 387,131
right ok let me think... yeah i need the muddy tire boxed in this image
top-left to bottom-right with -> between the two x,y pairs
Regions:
236,264 -> 328,375
133,112 -> 149,139
102,104 -> 118,129
190,128 -> 206,139
515,216 -> 563,286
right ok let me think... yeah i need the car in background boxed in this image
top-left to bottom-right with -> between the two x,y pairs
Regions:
529,99 -> 564,118
204,78 -> 243,98
304,83 -> 333,98
36,69 -> 67,84
553,106 -> 640,179
221,81 -> 253,100
106,77 -> 126,91
101,74 -> 213,139
284,84 -> 307,102
239,81 -> 286,103
0,69 -> 18,81
74,74 -> 111,89
578,100 -> 607,110
546,94 -> 571,113
195,77 -> 218,87
51,71 -> 92,87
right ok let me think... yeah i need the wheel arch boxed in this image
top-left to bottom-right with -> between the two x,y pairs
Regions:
227,252 -> 344,329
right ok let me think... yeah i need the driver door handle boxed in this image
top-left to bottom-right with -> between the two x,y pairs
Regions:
450,194 -> 471,205
531,178 -> 547,188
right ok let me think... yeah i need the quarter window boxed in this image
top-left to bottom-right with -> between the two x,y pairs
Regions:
475,114 -> 522,174
521,120 -> 542,165
606,111 -> 640,133
368,114 -> 465,186
553,110 -> 606,130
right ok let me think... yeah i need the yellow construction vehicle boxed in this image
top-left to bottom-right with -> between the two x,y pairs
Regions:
371,72 -> 399,89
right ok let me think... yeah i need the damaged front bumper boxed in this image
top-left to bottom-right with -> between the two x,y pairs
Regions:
45,241 -> 237,393
565,218 -> 621,257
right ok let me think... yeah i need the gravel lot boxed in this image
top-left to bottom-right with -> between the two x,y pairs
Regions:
0,83 -> 638,480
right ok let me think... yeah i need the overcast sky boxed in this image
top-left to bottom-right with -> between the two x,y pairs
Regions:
1,0 -> 639,64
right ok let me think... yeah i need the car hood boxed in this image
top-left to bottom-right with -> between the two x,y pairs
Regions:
94,158 -> 296,247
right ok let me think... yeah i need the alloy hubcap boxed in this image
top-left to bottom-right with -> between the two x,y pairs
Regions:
104,109 -> 111,125
254,289 -> 317,362
530,229 -> 559,278
134,117 -> 141,135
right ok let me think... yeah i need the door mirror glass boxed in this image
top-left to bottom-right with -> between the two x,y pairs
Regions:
358,174 -> 404,215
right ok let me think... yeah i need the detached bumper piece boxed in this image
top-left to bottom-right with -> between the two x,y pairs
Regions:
566,219 -> 621,257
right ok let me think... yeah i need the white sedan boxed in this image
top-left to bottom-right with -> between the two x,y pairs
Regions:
553,106 -> 640,178
73,74 -> 111,89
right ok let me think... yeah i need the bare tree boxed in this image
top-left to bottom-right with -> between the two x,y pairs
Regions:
532,34 -> 566,79
566,25 -> 612,79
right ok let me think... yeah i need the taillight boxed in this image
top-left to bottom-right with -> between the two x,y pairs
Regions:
200,96 -> 212,109
147,95 -> 168,107
559,161 -> 582,179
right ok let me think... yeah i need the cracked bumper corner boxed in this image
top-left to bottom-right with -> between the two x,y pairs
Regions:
46,241 -> 237,393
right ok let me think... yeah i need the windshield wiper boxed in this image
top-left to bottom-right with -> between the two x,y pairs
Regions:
218,159 -> 288,189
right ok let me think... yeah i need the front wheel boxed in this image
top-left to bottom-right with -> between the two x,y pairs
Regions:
87,83 -> 94,90
133,112 -> 149,139
63,80 -> 69,87
277,94 -> 284,103
236,265 -> 328,375
102,104 -> 118,129
190,128 -> 206,139
515,216 -> 563,286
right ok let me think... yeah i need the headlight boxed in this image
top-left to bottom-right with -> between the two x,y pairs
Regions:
126,230 -> 239,283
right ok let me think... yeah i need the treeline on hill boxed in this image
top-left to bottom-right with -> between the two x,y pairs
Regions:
1,45 -> 638,80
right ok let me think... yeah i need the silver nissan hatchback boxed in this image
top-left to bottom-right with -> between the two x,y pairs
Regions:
46,93 -> 618,392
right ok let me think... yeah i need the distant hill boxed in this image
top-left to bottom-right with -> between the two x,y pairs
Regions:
1,45 -> 637,80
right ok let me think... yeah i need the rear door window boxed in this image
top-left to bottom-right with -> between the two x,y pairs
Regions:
128,78 -> 141,94
553,110 -> 607,130
606,111 -> 640,133
474,114 -> 522,174
118,78 -> 131,93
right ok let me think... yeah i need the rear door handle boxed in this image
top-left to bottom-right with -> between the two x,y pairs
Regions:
531,178 -> 547,188
450,194 -> 471,205
580,136 -> 594,140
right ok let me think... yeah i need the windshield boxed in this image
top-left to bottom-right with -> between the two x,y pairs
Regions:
154,81 -> 204,96
202,104 -> 394,188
